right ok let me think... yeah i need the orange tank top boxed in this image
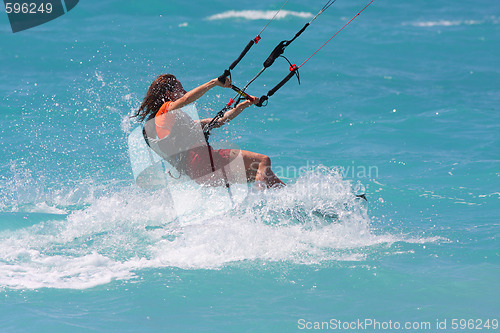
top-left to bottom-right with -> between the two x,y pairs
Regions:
155,101 -> 174,139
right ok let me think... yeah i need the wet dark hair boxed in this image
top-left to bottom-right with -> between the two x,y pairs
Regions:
132,74 -> 180,122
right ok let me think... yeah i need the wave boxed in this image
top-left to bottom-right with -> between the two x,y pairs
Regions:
207,10 -> 313,21
403,18 -> 492,28
0,166 -> 443,290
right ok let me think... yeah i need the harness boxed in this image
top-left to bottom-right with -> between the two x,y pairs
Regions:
142,109 -> 232,193
142,111 -> 192,178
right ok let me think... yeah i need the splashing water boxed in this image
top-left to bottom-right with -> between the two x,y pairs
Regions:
0,165 -> 440,290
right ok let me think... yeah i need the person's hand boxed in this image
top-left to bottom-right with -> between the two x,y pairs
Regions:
240,95 -> 258,107
214,77 -> 231,88
248,95 -> 259,105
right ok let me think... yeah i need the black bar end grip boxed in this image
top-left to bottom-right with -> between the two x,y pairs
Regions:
229,39 -> 255,71
256,96 -> 268,107
218,69 -> 231,84
268,69 -> 297,97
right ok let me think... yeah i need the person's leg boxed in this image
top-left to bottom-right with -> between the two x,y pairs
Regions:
189,147 -> 284,188
238,150 -> 285,188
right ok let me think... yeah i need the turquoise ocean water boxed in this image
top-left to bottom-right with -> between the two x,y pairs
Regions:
1,0 -> 499,331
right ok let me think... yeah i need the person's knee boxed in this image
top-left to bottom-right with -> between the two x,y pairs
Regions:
245,152 -> 271,172
259,155 -> 271,166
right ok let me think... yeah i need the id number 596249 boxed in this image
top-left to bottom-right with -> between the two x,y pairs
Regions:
5,2 -> 53,14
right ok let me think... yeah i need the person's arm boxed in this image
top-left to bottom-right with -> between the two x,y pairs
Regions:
168,78 -> 230,111
199,97 -> 257,128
